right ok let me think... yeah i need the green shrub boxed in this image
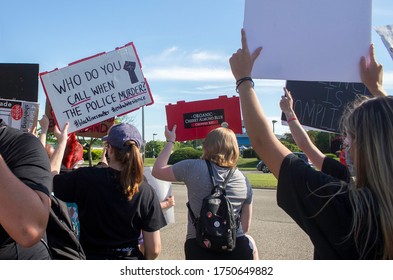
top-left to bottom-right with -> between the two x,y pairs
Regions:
242,148 -> 258,158
280,140 -> 300,152
168,147 -> 202,165
83,149 -> 103,161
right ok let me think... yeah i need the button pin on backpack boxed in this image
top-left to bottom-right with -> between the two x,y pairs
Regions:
214,221 -> 220,228
207,211 -> 212,218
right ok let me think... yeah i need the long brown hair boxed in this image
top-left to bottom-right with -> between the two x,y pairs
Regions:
341,96 -> 393,259
111,140 -> 143,200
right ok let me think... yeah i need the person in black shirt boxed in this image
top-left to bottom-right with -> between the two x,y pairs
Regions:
279,87 -> 349,182
0,120 -> 51,259
229,29 -> 392,259
51,122 -> 166,260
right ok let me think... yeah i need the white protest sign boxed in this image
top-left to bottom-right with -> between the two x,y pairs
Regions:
243,0 -> 371,83
144,167 -> 175,224
375,24 -> 393,60
40,43 -> 153,133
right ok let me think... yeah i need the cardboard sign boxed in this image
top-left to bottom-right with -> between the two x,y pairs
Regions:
243,0 -> 371,82
44,99 -> 114,138
0,98 -> 39,132
0,63 -> 39,102
40,43 -> 153,134
166,96 -> 242,141
282,81 -> 371,133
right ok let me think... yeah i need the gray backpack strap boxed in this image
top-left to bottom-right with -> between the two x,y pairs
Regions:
206,160 -> 235,193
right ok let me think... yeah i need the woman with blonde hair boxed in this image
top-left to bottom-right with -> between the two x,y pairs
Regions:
152,125 -> 257,260
51,122 -> 167,259
229,29 -> 392,259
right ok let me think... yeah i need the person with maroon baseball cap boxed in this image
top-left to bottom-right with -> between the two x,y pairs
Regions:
51,122 -> 166,260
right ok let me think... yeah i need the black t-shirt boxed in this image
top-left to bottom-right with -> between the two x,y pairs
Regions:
277,154 -> 381,259
53,167 -> 167,255
321,156 -> 350,182
0,120 -> 51,259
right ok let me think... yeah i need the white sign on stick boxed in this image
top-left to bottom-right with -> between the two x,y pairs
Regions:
243,0 -> 372,83
40,43 -> 153,133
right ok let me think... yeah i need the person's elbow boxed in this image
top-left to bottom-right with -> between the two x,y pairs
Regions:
142,230 -> 162,259
14,222 -> 47,247
152,166 -> 175,182
242,223 -> 250,234
151,166 -> 160,179
144,243 -> 161,260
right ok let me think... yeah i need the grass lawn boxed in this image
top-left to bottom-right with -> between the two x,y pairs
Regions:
236,158 -> 260,170
89,157 -> 276,188
245,173 -> 277,189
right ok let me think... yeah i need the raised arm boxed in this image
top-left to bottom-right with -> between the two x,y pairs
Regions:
360,44 -> 388,97
280,88 -> 325,169
38,115 -> 50,148
229,29 -> 291,178
50,123 -> 69,177
151,125 -> 177,182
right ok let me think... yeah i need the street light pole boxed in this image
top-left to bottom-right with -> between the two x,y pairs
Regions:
272,120 -> 277,134
152,133 -> 157,158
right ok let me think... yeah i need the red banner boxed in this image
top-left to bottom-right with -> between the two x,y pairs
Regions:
165,96 -> 242,141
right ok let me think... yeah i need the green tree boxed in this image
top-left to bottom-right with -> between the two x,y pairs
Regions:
279,140 -> 300,152
145,140 -> 167,158
314,131 -> 331,153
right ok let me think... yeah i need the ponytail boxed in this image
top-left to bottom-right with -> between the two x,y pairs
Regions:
112,141 -> 143,200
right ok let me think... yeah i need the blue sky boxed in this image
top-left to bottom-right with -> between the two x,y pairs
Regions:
1,0 -> 392,141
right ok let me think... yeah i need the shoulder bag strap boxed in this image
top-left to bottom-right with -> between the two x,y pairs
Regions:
205,160 -> 216,188
222,167 -> 236,190
206,160 -> 236,191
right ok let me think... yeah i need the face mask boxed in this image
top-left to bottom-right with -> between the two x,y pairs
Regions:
345,145 -> 356,177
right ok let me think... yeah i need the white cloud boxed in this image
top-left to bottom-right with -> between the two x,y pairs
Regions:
191,51 -> 227,63
143,47 -> 231,82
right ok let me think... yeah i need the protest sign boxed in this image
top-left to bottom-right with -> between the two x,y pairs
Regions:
0,98 -> 39,132
40,43 -> 153,134
282,81 -> 371,133
375,24 -> 393,60
144,167 -> 174,224
0,63 -> 39,102
166,96 -> 242,141
243,0 -> 371,82
44,99 -> 114,138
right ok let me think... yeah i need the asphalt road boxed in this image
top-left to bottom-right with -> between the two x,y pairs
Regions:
157,184 -> 314,260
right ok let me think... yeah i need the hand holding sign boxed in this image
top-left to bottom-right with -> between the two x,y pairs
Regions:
165,125 -> 177,143
40,43 -> 153,134
360,44 -> 388,97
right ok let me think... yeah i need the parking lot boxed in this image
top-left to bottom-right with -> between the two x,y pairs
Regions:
158,184 -> 314,260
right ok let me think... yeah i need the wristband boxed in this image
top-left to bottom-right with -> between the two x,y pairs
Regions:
287,117 -> 297,123
236,77 -> 254,92
166,140 -> 175,144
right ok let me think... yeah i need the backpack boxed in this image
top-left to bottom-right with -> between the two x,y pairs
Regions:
187,160 -> 238,252
43,195 -> 86,260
